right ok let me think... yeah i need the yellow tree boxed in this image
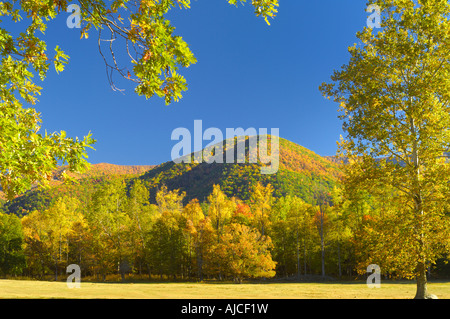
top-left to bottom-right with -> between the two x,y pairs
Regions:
22,210 -> 52,278
215,223 -> 276,283
206,184 -> 236,279
284,196 -> 311,279
320,0 -> 450,298
88,179 -> 131,281
147,185 -> 186,279
156,185 -> 185,214
22,196 -> 84,280
207,184 -> 236,236
250,182 -> 274,237
182,199 -> 206,279
45,196 -> 84,280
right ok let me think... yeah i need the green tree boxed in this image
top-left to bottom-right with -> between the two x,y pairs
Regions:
147,185 -> 186,279
0,212 -> 25,276
88,179 -> 131,281
126,179 -> 156,277
320,0 -> 450,298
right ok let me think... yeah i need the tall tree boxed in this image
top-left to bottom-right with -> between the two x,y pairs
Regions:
126,179 -> 155,277
0,212 -> 25,276
44,196 -> 84,280
88,179 -> 131,281
182,199 -> 205,279
250,182 -> 274,237
206,184 -> 236,279
147,185 -> 186,279
320,0 -> 450,298
207,184 -> 235,236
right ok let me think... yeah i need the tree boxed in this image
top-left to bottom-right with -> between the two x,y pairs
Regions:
87,179 -> 131,281
214,223 -> 276,283
147,185 -> 186,279
190,216 -> 216,281
44,196 -> 84,280
0,0 -> 278,199
206,184 -> 236,279
320,0 -> 450,298
249,182 -> 274,237
126,179 -> 155,277
286,196 -> 311,279
0,212 -> 25,276
207,184 -> 236,236
21,196 -> 85,279
182,198 -> 205,279
0,99 -> 95,200
328,186 -> 356,279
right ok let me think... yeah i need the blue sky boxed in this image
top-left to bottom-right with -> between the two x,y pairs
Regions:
18,0 -> 370,165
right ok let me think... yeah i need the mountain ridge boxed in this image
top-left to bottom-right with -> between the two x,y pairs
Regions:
1,137 -> 343,214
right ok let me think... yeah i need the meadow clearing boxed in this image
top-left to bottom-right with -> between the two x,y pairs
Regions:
1,279 -> 449,299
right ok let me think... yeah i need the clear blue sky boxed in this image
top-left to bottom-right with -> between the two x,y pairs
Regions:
17,0 -> 370,165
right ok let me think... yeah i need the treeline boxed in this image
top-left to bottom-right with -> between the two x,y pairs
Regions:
1,179 -> 449,282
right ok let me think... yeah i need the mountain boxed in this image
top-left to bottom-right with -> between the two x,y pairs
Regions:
2,137 -> 343,215
52,163 -> 156,181
139,137 -> 343,204
2,163 -> 155,215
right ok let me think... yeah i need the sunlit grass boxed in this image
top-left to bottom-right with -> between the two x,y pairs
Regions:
1,279 -> 449,299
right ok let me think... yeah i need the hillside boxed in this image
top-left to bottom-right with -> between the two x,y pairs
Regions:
2,163 -> 155,215
2,137 -> 343,214
139,137 -> 342,204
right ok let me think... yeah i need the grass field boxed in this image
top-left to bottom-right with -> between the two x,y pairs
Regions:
0,279 -> 449,299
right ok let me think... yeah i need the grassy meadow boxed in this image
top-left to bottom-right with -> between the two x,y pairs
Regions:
1,279 -> 449,299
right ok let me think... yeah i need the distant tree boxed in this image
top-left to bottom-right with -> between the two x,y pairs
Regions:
320,0 -> 450,298
156,185 -> 185,214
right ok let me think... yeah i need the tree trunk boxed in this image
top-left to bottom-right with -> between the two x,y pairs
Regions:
320,207 -> 325,278
414,261 -> 436,299
303,239 -> 307,276
410,115 -> 436,299
296,229 -> 300,280
337,240 -> 342,279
